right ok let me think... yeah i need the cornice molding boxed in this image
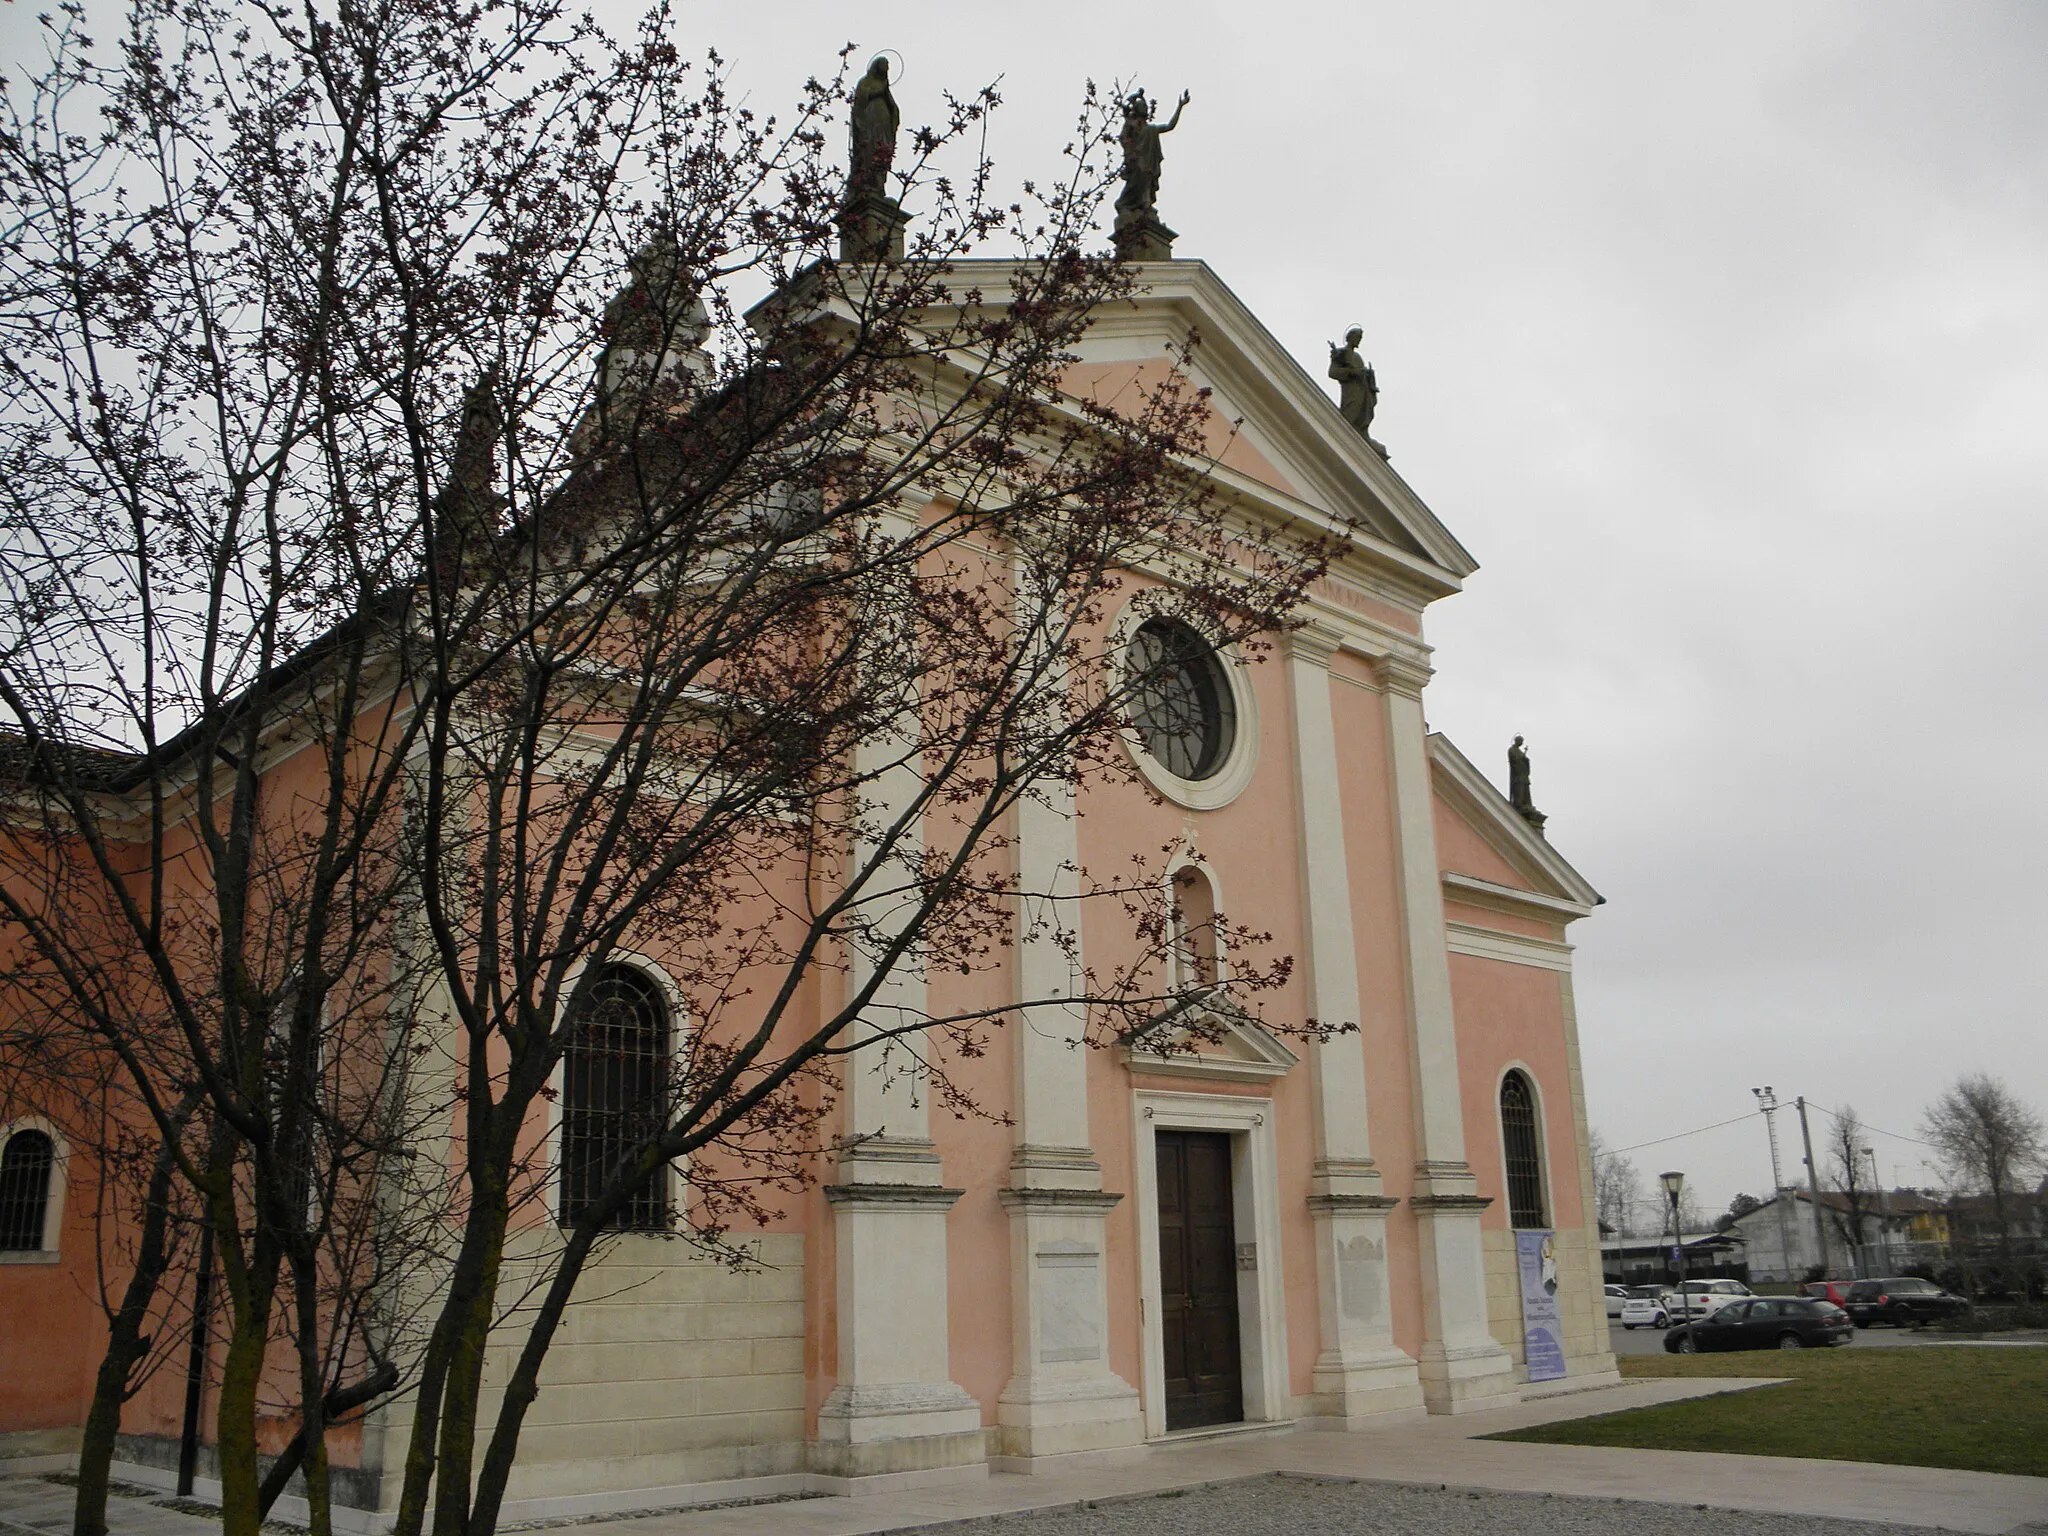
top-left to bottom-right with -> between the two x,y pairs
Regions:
1444,919 -> 1576,972
1442,873 -> 1595,924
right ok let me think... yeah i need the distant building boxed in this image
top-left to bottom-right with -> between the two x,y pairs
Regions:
1600,1232 -> 1747,1285
1725,1189 -> 1946,1282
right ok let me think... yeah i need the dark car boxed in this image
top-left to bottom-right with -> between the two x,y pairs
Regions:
1843,1277 -> 1971,1329
1665,1297 -> 1854,1353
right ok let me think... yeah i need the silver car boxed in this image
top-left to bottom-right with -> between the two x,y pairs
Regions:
1619,1285 -> 1669,1329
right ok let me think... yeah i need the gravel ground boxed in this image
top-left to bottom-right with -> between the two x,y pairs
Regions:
906,1474 -> 1971,1536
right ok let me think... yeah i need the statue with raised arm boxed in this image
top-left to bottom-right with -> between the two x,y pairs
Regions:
1112,88 -> 1189,260
848,56 -> 900,203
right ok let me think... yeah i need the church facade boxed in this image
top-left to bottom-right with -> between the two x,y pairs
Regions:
0,257 -> 1616,1522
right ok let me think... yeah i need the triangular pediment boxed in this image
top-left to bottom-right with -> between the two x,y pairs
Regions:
1429,732 -> 1602,920
1120,989 -> 1301,1084
905,258 -> 1477,601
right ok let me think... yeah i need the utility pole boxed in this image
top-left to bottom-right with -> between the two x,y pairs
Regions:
1867,1146 -> 1891,1273
1795,1094 -> 1831,1277
1753,1086 -> 1797,1283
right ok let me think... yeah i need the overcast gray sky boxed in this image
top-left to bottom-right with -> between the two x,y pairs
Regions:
669,0 -> 2047,1221
7,0 -> 2040,1224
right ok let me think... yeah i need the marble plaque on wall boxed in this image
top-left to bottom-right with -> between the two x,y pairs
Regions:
1037,1242 -> 1102,1363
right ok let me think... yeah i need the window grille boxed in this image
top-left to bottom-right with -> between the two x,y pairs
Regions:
0,1129 -> 55,1251
1499,1072 -> 1547,1229
560,967 -> 670,1231
1171,866 -> 1221,989
1128,619 -> 1235,782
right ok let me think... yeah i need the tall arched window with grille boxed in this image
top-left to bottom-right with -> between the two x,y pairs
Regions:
1170,864 -> 1221,990
559,967 -> 671,1231
1499,1071 -> 1548,1229
0,1128 -> 55,1251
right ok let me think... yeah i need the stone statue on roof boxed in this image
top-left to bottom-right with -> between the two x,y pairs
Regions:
1112,89 -> 1188,261
1327,327 -> 1387,460
848,56 -> 900,203
1507,735 -> 1547,836
841,56 -> 909,262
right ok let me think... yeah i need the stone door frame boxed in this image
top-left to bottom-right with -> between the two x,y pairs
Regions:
1131,1089 -> 1290,1439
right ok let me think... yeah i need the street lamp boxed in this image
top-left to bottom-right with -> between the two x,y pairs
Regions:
1661,1170 -> 1688,1322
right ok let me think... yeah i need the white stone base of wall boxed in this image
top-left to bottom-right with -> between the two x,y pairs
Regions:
0,1427 -> 80,1475
994,1372 -> 1146,1464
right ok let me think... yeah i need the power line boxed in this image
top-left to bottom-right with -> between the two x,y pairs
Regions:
1808,1099 -> 1939,1151
1610,1111 -> 1755,1155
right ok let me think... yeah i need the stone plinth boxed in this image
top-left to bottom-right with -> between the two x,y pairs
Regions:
1112,212 -> 1176,261
839,194 -> 908,263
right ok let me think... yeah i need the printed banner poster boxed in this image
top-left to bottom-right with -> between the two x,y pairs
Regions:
1515,1229 -> 1566,1382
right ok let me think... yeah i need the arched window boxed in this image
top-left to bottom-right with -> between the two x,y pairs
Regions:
0,1129 -> 55,1252
1170,865 -> 1221,989
559,967 -> 671,1231
1499,1071 -> 1547,1229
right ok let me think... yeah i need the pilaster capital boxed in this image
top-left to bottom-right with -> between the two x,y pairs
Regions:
1405,1192 -> 1492,1216
996,1187 -> 1125,1213
1370,651 -> 1434,699
1288,621 -> 1345,670
822,1182 -> 965,1212
1307,1192 -> 1402,1215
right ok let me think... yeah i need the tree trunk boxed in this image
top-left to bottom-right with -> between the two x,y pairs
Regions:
429,1193 -> 507,1536
392,1160 -> 511,1536
214,1290 -> 276,1536
293,1254 -> 334,1536
75,1114 -> 193,1536
465,1225 -> 598,1536
75,1318 -> 156,1536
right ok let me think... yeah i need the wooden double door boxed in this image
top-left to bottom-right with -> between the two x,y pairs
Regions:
1155,1129 -> 1244,1430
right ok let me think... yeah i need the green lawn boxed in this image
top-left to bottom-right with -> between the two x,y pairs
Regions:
1490,1348 -> 2048,1478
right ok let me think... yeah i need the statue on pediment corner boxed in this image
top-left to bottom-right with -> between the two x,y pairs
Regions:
1328,326 -> 1388,460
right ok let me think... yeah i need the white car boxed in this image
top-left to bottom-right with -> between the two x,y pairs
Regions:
1604,1284 -> 1630,1320
1619,1286 -> 1669,1329
1662,1278 -> 1754,1321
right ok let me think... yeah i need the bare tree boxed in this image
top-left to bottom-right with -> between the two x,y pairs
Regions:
1590,1129 -> 1640,1238
1922,1074 -> 2047,1264
1824,1104 -> 1880,1274
0,3 -> 1337,1535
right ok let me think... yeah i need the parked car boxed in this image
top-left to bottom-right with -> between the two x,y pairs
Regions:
1619,1285 -> 1670,1330
1605,1284 -> 1631,1320
1843,1277 -> 1971,1329
1666,1297 -> 1854,1353
1801,1279 -> 1855,1308
1663,1278 -> 1755,1321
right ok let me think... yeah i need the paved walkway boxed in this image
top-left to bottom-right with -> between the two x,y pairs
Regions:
600,1379 -> 2044,1536
5,1378 -> 2044,1536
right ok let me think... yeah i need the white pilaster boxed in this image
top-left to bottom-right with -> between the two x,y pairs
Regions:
1375,652 -> 1519,1413
817,510 -> 983,1482
993,619 -> 1143,1467
1287,628 -> 1423,1424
